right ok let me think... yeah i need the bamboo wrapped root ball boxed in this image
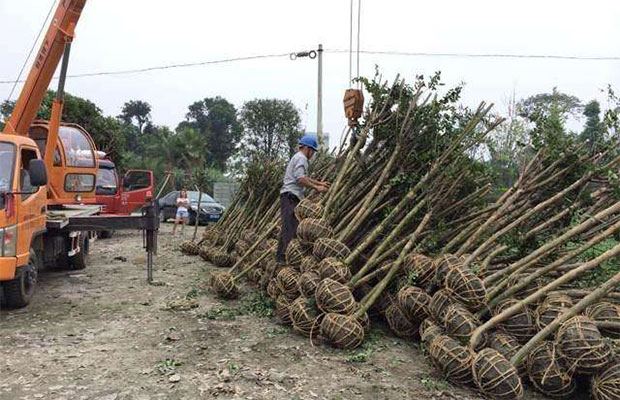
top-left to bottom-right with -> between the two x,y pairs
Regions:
286,239 -> 306,266
313,238 -> 351,261
555,315 -> 613,375
403,254 -> 436,287
289,296 -> 323,337
429,289 -> 455,324
536,294 -> 573,330
592,357 -> 620,400
320,312 -> 364,349
315,278 -> 357,315
211,251 -> 235,268
275,294 -> 293,325
444,267 -> 487,310
211,273 -> 239,299
385,302 -> 419,339
586,302 -> 620,338
444,303 -> 485,347
493,299 -> 537,344
434,254 -> 463,285
472,348 -> 524,400
526,341 -> 575,398
294,198 -> 323,221
397,286 -> 431,323
420,318 -> 444,343
428,334 -> 474,385
298,271 -> 321,298
318,257 -> 351,283
297,218 -> 334,244
275,267 -> 300,299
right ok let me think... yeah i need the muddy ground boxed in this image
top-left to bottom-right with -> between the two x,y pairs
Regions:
0,224 -> 503,400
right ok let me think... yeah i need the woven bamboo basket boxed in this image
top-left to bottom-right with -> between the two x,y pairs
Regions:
318,257 -> 351,283
240,229 -> 258,244
493,299 -> 537,344
403,254 -> 436,287
211,273 -> 239,299
526,341 -> 575,398
289,296 -> 323,338
592,357 -> 620,400
385,302 -> 419,339
275,267 -> 300,299
428,334 -> 474,385
429,289 -> 455,324
286,239 -> 306,266
313,238 -> 351,261
299,256 -> 320,273
472,348 -> 523,400
445,267 -> 487,311
434,254 -> 463,285
297,218 -> 334,244
212,251 -> 235,268
555,315 -> 613,375
315,278 -> 356,315
536,294 -> 573,330
298,271 -> 321,298
444,303 -> 486,349
275,294 -> 293,325
294,198 -> 323,221
420,318 -> 444,343
320,312 -> 364,349
585,302 -> 620,338
267,279 -> 280,300
397,286 -> 431,323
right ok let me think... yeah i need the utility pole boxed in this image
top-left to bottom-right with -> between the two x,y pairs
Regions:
317,44 -> 324,149
290,45 -> 325,149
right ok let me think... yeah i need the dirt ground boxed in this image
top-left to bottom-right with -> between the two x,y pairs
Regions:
0,223 -> 495,400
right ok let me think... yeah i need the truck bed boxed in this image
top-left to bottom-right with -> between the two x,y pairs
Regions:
46,205 -> 101,230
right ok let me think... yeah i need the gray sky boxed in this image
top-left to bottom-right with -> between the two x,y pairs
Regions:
0,0 -> 618,147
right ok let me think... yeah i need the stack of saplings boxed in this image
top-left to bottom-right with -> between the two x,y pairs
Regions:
178,72 -> 620,400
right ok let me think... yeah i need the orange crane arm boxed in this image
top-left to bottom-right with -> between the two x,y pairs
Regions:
3,0 -> 87,137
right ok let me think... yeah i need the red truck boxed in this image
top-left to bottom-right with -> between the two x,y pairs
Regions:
95,157 -> 154,237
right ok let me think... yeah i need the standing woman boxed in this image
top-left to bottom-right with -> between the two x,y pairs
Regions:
173,188 -> 190,235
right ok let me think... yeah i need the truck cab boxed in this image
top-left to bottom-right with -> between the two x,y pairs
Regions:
0,136 -> 48,307
95,159 -> 154,215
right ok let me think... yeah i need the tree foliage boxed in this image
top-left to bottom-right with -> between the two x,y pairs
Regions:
240,99 -> 303,160
119,100 -> 152,134
580,100 -> 603,152
518,87 -> 582,122
178,96 -> 242,170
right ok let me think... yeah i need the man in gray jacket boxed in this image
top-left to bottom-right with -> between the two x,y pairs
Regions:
276,135 -> 330,263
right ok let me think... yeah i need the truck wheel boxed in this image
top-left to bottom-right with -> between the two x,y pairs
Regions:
3,249 -> 39,308
68,233 -> 89,270
100,230 -> 114,239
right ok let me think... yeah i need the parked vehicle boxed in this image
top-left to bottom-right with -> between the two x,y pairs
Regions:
158,190 -> 224,225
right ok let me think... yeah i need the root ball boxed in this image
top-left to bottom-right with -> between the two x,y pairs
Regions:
313,238 -> 351,261
315,278 -> 356,315
429,334 -> 474,385
385,302 -> 419,339
211,273 -> 238,299
397,286 -> 431,323
318,257 -> 351,283
275,267 -> 300,299
286,239 -> 306,266
298,271 -> 321,298
403,254 -> 436,287
472,348 -> 523,400
526,341 -> 575,398
297,218 -> 334,244
592,357 -> 620,400
320,312 -> 364,349
445,267 -> 487,310
556,315 -> 612,375
493,299 -> 537,344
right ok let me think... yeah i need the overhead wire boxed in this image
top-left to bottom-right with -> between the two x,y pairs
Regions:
0,49 -> 618,86
356,0 -> 362,89
5,0 -> 58,100
349,0 -> 353,87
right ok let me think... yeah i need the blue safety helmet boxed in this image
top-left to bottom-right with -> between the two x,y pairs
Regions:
298,135 -> 319,151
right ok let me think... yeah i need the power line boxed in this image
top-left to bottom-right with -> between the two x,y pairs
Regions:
1,48 -> 619,86
0,52 -> 292,84
326,49 -> 620,61
6,0 -> 57,100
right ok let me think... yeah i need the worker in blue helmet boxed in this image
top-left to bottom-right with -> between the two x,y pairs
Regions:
276,135 -> 330,263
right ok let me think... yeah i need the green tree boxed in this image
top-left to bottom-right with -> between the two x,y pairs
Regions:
119,100 -> 152,134
518,87 -> 582,122
240,99 -> 303,160
179,96 -> 242,171
0,91 -> 126,163
580,100 -> 603,152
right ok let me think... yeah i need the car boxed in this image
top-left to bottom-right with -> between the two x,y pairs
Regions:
157,190 -> 224,225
